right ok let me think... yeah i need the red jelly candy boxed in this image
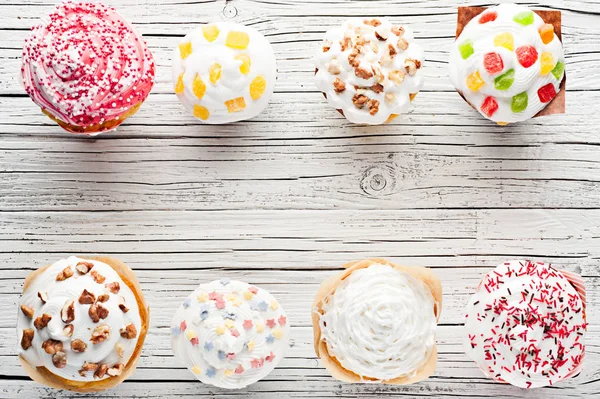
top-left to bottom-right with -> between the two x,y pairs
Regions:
479,11 -> 498,24
481,97 -> 499,118
538,83 -> 557,103
516,46 -> 538,68
483,52 -> 504,74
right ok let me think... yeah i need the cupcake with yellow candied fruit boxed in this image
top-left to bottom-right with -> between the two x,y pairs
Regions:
172,22 -> 277,124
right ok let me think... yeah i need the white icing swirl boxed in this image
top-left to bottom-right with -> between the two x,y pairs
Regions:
172,22 -> 277,124
464,261 -> 586,389
171,280 -> 289,389
315,18 -> 425,125
17,257 -> 142,381
317,264 -> 437,381
449,4 -> 565,123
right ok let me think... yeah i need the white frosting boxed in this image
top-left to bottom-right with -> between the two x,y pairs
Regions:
464,261 -> 586,389
172,22 -> 277,124
315,18 -> 425,125
317,264 -> 437,381
449,4 -> 565,123
17,257 -> 142,381
171,279 -> 289,389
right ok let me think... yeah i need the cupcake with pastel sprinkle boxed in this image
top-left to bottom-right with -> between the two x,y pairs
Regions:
171,279 -> 289,389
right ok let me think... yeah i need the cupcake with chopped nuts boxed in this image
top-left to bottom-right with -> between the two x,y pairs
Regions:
17,256 -> 149,392
315,18 -> 425,125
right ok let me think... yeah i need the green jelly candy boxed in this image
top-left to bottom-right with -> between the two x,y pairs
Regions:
459,40 -> 474,59
514,11 -> 534,26
511,92 -> 528,113
494,69 -> 515,91
551,61 -> 565,80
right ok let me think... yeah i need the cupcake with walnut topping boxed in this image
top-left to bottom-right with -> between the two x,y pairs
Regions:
315,18 -> 425,125
17,256 -> 149,392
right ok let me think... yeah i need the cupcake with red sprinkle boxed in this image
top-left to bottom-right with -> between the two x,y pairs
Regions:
464,260 -> 587,389
21,1 -> 155,134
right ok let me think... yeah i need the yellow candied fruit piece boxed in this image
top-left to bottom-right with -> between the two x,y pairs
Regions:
247,340 -> 255,352
224,369 -> 234,377
231,298 -> 242,307
224,319 -> 235,329
216,325 -> 226,335
193,105 -> 209,120
244,290 -> 254,300
192,74 -> 206,100
493,32 -> 514,51
202,24 -> 220,42
209,63 -> 222,84
466,70 -> 485,92
234,54 -> 251,75
179,42 -> 193,59
191,365 -> 202,375
540,52 -> 555,75
197,292 -> 208,302
185,330 -> 197,339
225,97 -> 246,113
249,75 -> 267,100
226,31 -> 250,49
539,23 -> 555,45
497,122 -> 510,126
255,323 -> 264,333
174,73 -> 185,94
225,293 -> 236,302
270,301 -> 278,310
272,329 -> 283,339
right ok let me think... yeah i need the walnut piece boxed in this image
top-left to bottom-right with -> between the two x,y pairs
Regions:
20,305 -> 34,318
42,339 -> 63,355
21,329 -> 34,350
367,99 -> 380,115
389,69 -> 406,85
385,93 -> 396,103
97,293 -> 110,303
352,94 -> 369,109
107,363 -> 124,377
91,325 -> 111,344
76,261 -> 93,274
322,40 -> 331,52
388,44 -> 397,59
71,339 -> 87,353
94,364 -> 109,379
371,84 -> 384,94
89,303 -> 109,323
61,299 -> 75,323
364,18 -> 381,27
118,296 -> 130,313
52,351 -> 67,368
120,323 -> 137,339
333,78 -> 346,93
56,266 -> 73,281
374,26 -> 388,41
63,324 -> 74,337
105,282 -> 120,294
326,59 -> 341,75
37,291 -> 48,304
339,36 -> 351,52
90,270 -> 106,284
115,343 -> 125,358
33,313 -> 52,330
397,38 -> 409,51
79,289 -> 96,304
355,67 -> 374,80
391,26 -> 405,37
348,47 -> 361,68
79,362 -> 98,377
405,58 -> 420,76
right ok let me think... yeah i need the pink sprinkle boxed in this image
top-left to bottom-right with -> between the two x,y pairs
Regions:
266,319 -> 276,328
243,320 -> 253,330
230,328 -> 240,338
180,320 -> 187,331
278,316 -> 287,326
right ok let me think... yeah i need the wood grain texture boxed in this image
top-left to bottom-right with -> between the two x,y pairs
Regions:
1,0 -> 600,398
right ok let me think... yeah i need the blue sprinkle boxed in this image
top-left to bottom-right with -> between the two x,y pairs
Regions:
204,342 -> 213,352
200,310 -> 209,320
206,367 -> 216,378
258,301 -> 269,312
225,312 -> 237,320
183,298 -> 191,308
218,350 -> 226,360
171,327 -> 181,336
220,279 -> 231,285
266,334 -> 275,344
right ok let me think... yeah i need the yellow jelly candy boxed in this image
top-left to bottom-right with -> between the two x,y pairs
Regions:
179,42 -> 192,59
539,23 -> 554,44
193,105 -> 209,120
225,293 -> 236,302
272,329 -> 283,339
216,325 -> 226,335
250,75 -> 267,100
255,323 -> 264,333
225,319 -> 235,329
540,52 -> 555,75
234,54 -> 251,75
224,369 -> 233,377
226,31 -> 250,49
202,24 -> 220,42
466,70 -> 485,92
185,330 -> 197,340
270,301 -> 278,310
197,292 -> 208,302
244,290 -> 254,300
209,63 -> 222,84
225,97 -> 246,113
493,32 -> 514,51
191,365 -> 202,375
174,73 -> 185,94
192,74 -> 206,100
246,340 -> 255,352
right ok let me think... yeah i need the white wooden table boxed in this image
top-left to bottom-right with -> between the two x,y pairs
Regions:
1,0 -> 599,397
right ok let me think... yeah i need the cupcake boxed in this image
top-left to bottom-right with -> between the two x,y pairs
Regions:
315,18 -> 424,125
172,22 -> 277,124
21,1 -> 155,134
312,259 -> 442,384
17,256 -> 149,392
171,279 -> 289,389
464,261 -> 587,388
449,4 -> 565,124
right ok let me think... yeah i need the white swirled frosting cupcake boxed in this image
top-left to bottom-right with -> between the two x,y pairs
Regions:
464,261 -> 587,389
17,256 -> 149,392
172,22 -> 277,124
315,18 -> 424,125
312,259 -> 442,384
171,279 -> 290,389
449,4 -> 565,124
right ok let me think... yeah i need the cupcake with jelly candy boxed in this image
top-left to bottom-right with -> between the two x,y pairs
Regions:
449,4 -> 565,124
312,259 -> 442,384
21,2 -> 155,134
315,18 -> 425,125
172,22 -> 277,124
171,279 -> 290,389
17,256 -> 149,392
464,261 -> 587,388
